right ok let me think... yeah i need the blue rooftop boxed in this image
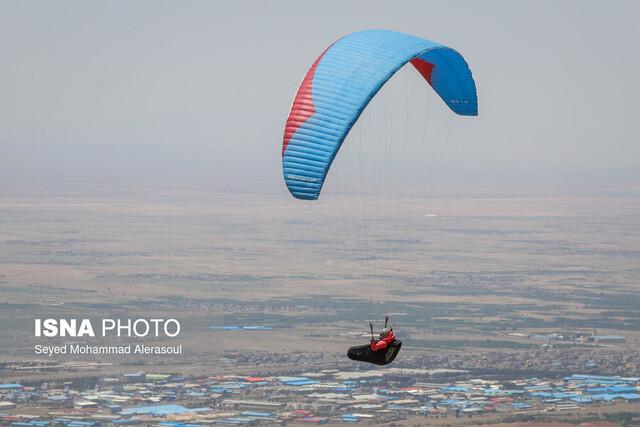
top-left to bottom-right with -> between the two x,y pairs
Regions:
565,374 -> 638,384
0,384 -> 23,390
284,380 -> 318,386
571,397 -> 593,403
241,411 -> 273,417
512,402 -> 531,409
278,376 -> 319,386
10,423 -> 50,427
587,386 -> 637,393
120,404 -> 209,416
217,417 -> 252,425
441,386 -> 469,392
159,423 -> 201,427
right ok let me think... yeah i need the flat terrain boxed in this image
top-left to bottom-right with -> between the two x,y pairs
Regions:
1,190 -> 638,368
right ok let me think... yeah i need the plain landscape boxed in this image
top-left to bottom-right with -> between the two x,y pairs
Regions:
1,188 -> 638,361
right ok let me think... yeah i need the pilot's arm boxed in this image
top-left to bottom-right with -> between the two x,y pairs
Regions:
370,339 -> 389,351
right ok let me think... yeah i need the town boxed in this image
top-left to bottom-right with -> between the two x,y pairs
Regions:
1,355 -> 639,426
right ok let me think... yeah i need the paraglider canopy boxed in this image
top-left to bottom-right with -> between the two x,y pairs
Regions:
281,29 -> 478,200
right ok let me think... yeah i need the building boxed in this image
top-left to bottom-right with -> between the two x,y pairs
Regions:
0,401 -> 17,410
590,335 -> 626,344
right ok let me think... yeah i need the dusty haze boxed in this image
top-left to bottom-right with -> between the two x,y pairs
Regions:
1,0 -> 639,197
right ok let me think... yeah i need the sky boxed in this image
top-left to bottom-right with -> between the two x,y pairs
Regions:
1,0 -> 639,197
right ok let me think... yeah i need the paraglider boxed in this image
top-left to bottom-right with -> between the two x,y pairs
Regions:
282,29 -> 478,201
281,30 -> 478,364
371,325 -> 396,352
347,316 -> 402,366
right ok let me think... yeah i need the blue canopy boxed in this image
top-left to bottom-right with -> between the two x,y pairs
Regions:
282,29 -> 478,200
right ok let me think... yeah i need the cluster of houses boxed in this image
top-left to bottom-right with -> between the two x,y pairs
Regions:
0,371 -> 638,426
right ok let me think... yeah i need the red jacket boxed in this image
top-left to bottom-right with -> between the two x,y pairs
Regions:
371,330 -> 396,351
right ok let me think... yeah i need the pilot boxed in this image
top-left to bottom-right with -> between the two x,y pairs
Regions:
370,326 -> 396,352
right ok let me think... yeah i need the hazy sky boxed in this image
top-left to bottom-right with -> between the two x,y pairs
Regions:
1,1 -> 639,196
